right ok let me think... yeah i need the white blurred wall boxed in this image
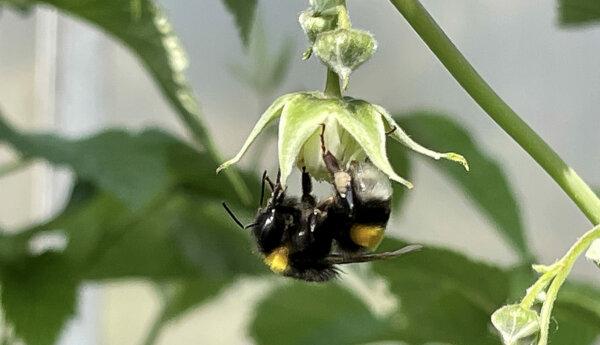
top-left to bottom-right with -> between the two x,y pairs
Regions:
1,1 -> 599,344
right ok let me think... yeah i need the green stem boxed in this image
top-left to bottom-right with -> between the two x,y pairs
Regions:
519,264 -> 561,310
324,68 -> 342,98
535,224 -> 600,345
388,0 -> 600,224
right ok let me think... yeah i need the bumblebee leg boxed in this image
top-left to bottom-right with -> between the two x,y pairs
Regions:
385,125 -> 397,136
301,167 -> 312,195
319,124 -> 355,212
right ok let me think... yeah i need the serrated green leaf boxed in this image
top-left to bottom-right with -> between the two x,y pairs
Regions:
394,112 -> 532,261
336,100 -> 412,187
218,93 -> 296,174
0,254 -> 77,345
278,94 -> 332,186
558,0 -> 600,27
221,0 -> 258,47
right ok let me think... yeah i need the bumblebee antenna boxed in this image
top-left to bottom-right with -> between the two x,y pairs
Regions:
324,244 -> 423,265
222,202 -> 245,229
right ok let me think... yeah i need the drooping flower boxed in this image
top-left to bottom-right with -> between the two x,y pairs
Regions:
217,92 -> 468,187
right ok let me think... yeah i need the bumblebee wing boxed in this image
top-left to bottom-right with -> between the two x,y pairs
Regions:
325,244 -> 422,265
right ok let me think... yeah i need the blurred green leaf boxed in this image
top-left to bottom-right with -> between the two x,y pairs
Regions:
558,282 -> 600,326
85,194 -> 263,280
0,117 -> 251,210
0,122 -> 178,210
251,283 -> 390,345
0,254 -> 76,345
221,0 -> 258,47
394,112 -> 532,261
558,0 -> 600,27
375,239 -> 507,345
0,119 -> 265,344
230,17 -> 295,96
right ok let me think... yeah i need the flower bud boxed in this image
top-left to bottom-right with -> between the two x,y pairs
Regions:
491,305 -> 540,345
313,28 -> 377,89
299,10 -> 337,44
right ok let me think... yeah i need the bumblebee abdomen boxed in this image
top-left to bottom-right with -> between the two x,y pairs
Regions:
350,224 -> 385,250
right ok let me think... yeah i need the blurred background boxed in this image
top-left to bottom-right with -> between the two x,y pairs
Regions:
0,0 -> 599,344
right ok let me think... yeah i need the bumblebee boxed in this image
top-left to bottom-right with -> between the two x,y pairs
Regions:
223,129 -> 420,282
224,166 -> 419,282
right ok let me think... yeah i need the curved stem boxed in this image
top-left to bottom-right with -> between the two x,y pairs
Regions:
388,0 -> 600,224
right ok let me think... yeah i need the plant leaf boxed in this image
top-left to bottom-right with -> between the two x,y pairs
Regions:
375,239 -> 508,345
251,283 -> 390,345
230,17 -> 295,96
336,100 -> 412,187
0,254 -> 77,345
394,112 -> 532,261
558,0 -> 600,27
0,121 -> 266,344
218,93 -> 296,174
221,0 -> 258,47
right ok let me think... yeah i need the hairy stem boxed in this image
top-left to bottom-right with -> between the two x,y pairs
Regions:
388,0 -> 600,224
324,68 -> 342,98
533,225 -> 600,344
519,264 -> 561,310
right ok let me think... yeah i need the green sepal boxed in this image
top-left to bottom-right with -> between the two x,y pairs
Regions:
375,104 -> 469,171
336,100 -> 413,188
278,93 -> 332,186
217,93 -> 298,174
